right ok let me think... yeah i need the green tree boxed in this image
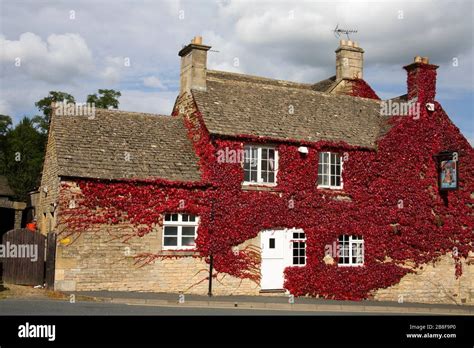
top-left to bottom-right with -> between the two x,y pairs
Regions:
0,114 -> 12,136
0,114 -> 12,175
87,89 -> 121,109
33,91 -> 75,133
2,117 -> 45,200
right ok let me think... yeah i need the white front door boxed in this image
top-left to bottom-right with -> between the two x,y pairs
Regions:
260,228 -> 305,290
261,230 -> 286,290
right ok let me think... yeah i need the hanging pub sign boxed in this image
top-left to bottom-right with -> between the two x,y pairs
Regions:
435,151 -> 459,191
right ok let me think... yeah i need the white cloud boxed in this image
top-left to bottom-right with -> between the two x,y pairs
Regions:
101,66 -> 121,84
143,76 -> 166,89
215,0 -> 473,84
0,0 -> 471,139
100,56 -> 130,84
0,32 -> 94,83
119,90 -> 177,115
0,98 -> 12,116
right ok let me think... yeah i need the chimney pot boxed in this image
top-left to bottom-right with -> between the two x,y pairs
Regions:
192,36 -> 202,45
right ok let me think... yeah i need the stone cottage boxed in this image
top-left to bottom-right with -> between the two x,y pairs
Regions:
37,37 -> 474,304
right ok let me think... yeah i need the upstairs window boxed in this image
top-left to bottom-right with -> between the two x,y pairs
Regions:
243,145 -> 278,185
338,235 -> 364,266
163,213 -> 199,250
318,152 -> 343,189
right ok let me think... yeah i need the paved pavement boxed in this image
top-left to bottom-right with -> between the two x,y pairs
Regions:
0,299 -> 378,315
64,290 -> 474,315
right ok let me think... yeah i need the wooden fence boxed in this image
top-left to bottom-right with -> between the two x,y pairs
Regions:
1,228 -> 45,285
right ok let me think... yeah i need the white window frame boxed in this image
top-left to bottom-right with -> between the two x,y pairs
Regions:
338,235 -> 364,267
317,151 -> 343,189
162,213 -> 199,250
242,145 -> 279,186
291,231 -> 306,266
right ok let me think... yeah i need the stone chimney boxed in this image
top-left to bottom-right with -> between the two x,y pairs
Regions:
178,36 -> 211,95
335,40 -> 364,80
403,56 -> 438,103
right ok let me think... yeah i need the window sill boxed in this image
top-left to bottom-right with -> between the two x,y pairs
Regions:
241,184 -> 277,192
337,264 -> 364,267
259,289 -> 286,293
318,188 -> 352,202
317,185 -> 344,191
159,249 -> 200,257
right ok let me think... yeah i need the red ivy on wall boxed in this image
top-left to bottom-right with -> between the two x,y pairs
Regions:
350,79 -> 380,100
59,75 -> 473,300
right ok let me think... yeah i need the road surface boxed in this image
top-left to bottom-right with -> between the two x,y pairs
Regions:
0,299 -> 387,315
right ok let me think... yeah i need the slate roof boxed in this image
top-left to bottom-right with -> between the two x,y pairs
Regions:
388,94 -> 408,103
311,75 -> 337,92
0,175 -> 14,197
377,94 -> 408,138
192,70 -> 383,148
52,109 -> 201,182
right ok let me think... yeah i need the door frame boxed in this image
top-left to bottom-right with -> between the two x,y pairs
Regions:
260,227 -> 305,291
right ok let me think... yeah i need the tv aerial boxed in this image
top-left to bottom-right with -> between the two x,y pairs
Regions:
333,24 -> 358,41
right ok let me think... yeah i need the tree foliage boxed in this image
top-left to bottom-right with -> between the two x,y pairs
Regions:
1,117 -> 46,201
0,114 -> 12,136
0,114 -> 13,175
87,89 -> 121,109
33,91 -> 75,133
1,89 -> 121,200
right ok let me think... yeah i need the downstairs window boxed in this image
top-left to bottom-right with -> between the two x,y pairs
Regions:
163,213 -> 199,250
338,235 -> 364,266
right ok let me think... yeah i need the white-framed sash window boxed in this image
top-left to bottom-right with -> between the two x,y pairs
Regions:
318,152 -> 343,189
163,213 -> 199,250
338,235 -> 364,266
292,230 -> 306,266
243,145 -> 278,185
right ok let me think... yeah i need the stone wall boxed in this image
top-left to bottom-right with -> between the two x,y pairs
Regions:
373,253 -> 474,305
54,181 -> 473,303
55,179 -> 260,295
37,113 -> 61,235
55,223 -> 260,296
56,225 -> 474,303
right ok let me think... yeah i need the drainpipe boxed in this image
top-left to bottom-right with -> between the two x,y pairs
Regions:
207,254 -> 213,297
208,196 -> 215,297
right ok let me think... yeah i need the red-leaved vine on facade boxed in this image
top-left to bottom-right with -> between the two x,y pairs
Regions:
350,79 -> 380,100
59,75 -> 473,300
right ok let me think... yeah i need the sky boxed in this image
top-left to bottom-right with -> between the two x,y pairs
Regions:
0,0 -> 472,144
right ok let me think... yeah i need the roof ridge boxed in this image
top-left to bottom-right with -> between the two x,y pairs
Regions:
207,70 -> 313,88
205,70 -> 380,104
93,108 -> 172,118
54,107 -> 175,120
203,77 -> 381,105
